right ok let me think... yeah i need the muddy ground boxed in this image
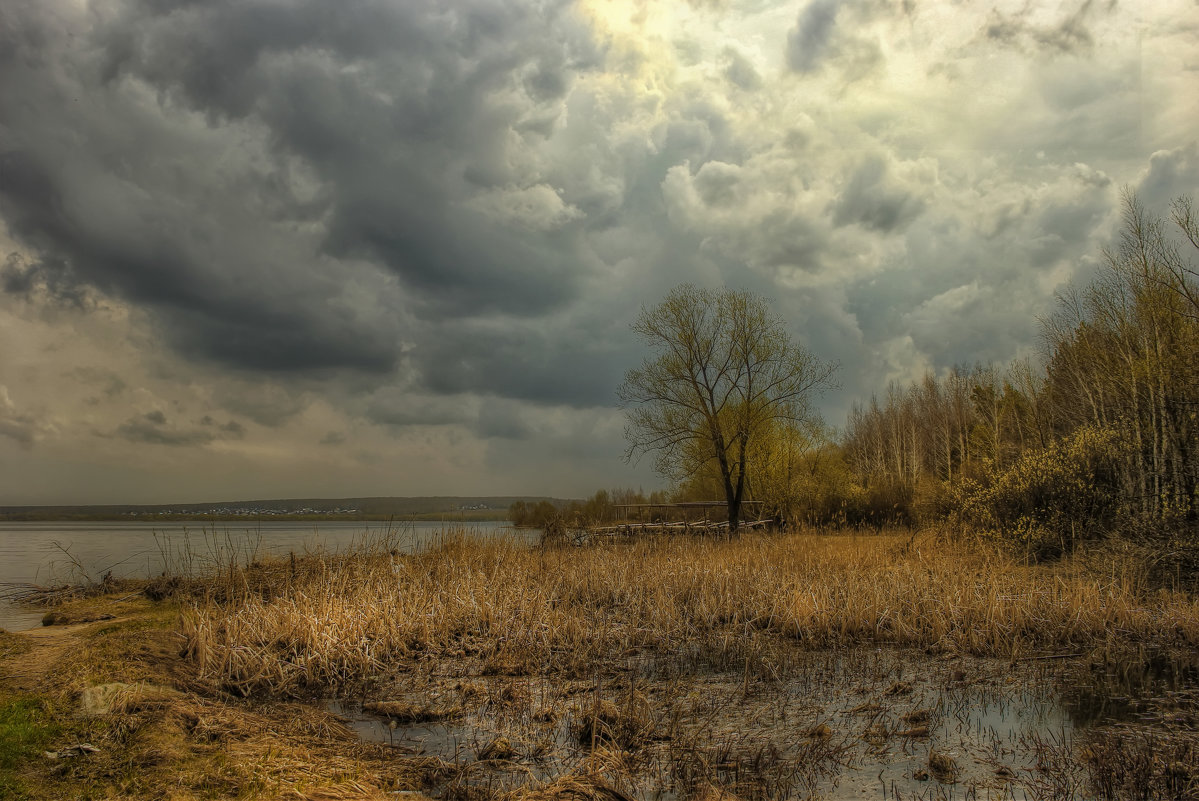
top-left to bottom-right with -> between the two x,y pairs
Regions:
1,594 -> 1196,801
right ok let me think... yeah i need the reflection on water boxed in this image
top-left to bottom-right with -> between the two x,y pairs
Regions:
328,701 -> 468,755
327,645 -> 1199,800
1058,647 -> 1199,727
0,520 -> 528,631
328,648 -> 1185,801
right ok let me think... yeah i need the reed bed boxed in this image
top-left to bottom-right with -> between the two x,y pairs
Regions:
182,530 -> 1199,696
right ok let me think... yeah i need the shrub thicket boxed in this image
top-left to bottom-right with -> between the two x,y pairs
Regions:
953,425 -> 1124,557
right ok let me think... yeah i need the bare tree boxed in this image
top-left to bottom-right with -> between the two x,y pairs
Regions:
618,285 -> 837,531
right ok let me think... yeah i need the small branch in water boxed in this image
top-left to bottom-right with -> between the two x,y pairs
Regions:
1013,653 -> 1083,662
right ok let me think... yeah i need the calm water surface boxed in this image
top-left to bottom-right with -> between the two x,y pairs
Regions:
0,519 -> 527,631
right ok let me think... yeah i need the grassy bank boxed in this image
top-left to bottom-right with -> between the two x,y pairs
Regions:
0,601 -> 431,801
184,529 -> 1199,696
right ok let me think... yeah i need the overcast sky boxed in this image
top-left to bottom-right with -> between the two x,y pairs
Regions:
1,0 -> 1197,505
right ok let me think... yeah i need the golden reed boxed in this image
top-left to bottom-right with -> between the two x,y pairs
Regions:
182,530 -> 1199,695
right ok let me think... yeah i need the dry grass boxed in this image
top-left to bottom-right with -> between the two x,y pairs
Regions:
507,773 -> 635,801
8,545 -> 1196,801
0,600 -> 439,800
182,529 -> 1199,696
6,528 -> 1194,800
0,629 -> 32,660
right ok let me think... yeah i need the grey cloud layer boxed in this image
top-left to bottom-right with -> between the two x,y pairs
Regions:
0,0 -> 1192,454
0,0 -> 605,382
0,385 -> 55,448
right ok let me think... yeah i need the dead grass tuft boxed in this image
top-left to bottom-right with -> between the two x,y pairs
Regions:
509,773 -> 636,801
928,749 -> 959,783
361,700 -> 460,723
570,698 -> 652,750
478,736 -> 517,761
803,723 -> 832,739
900,708 -> 932,725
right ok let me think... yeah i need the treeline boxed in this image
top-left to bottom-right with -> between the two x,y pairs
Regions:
0,496 -> 557,521
841,192 -> 1198,554
539,194 -> 1196,560
508,488 -> 669,528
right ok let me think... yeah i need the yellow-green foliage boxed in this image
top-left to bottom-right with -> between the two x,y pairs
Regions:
743,420 -> 870,527
508,500 -> 561,528
954,425 -> 1123,556
183,530 -> 1199,696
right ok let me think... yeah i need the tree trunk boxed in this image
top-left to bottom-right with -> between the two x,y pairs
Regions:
727,434 -> 749,533
710,426 -> 740,533
726,483 -> 742,532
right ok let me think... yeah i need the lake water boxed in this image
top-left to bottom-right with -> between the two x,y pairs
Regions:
0,519 -> 528,631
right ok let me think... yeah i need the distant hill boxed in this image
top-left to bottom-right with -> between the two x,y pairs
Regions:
0,496 -> 577,522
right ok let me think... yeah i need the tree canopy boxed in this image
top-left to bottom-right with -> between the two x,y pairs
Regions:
843,191 -> 1199,551
618,285 -> 836,530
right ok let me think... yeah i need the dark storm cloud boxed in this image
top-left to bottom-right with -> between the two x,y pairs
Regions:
722,48 -> 762,91
830,156 -> 924,233
114,411 -> 217,447
981,1 -> 1100,56
786,0 -> 840,73
0,0 -> 604,383
93,0 -> 601,314
0,117 -> 399,373
413,320 -> 634,409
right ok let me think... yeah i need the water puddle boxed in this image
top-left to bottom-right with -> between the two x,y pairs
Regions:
1057,648 -> 1199,728
327,702 -> 472,756
328,647 -> 1199,800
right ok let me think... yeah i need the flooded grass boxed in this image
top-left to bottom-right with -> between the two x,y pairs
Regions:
329,646 -> 1184,800
175,529 -> 1199,800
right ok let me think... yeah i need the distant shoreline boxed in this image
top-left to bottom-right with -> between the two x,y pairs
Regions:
0,511 -> 509,523
0,495 -> 575,524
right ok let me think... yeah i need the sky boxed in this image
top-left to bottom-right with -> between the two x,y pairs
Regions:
1,0 -> 1197,505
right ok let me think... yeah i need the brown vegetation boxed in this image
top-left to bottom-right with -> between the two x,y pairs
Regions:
182,530 -> 1199,697
0,603 -> 437,800
5,529 -> 1199,800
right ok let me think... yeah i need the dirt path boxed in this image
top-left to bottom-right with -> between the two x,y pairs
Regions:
1,620 -> 121,693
